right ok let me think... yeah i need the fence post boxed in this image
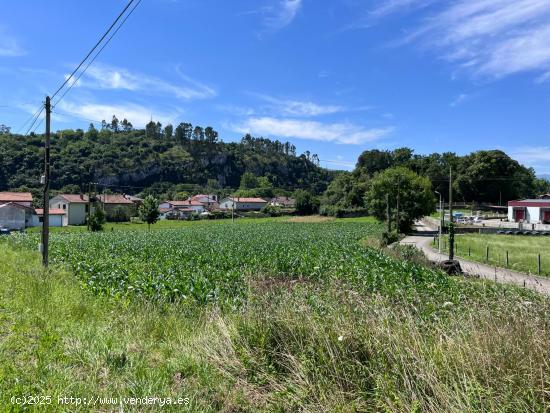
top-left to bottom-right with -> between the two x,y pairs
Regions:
468,246 -> 471,257
506,250 -> 509,268
538,254 -> 541,275
486,245 -> 489,262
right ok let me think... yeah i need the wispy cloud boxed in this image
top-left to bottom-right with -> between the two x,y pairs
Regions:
71,63 -> 216,100
234,117 -> 393,144
252,93 -> 345,117
510,146 -> 550,175
56,100 -> 179,127
374,0 -> 550,80
0,26 -> 25,57
450,93 -> 468,107
369,0 -> 434,18
262,0 -> 302,31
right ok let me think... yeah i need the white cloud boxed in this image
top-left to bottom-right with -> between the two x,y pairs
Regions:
377,0 -> 550,79
0,27 -> 25,57
253,93 -> 345,116
510,146 -> 550,174
263,0 -> 302,30
234,117 -> 393,144
369,0 -> 434,18
56,101 -> 179,127
71,63 -> 216,100
450,93 -> 468,107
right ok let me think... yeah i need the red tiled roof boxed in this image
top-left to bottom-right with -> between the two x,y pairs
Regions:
57,194 -> 89,203
508,200 -> 550,207
35,208 -> 66,216
167,200 -> 204,206
0,192 -> 33,203
229,197 -> 267,203
97,194 -> 134,204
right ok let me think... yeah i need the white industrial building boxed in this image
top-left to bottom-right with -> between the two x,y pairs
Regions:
508,199 -> 550,224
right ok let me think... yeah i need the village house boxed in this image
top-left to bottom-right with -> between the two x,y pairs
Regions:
0,192 -> 33,208
97,194 -> 137,220
508,199 -> 550,224
190,194 -> 218,209
269,196 -> 295,208
0,203 -> 34,230
0,192 -> 34,230
49,194 -> 89,225
32,208 -> 67,227
159,200 -> 206,214
219,197 -> 267,211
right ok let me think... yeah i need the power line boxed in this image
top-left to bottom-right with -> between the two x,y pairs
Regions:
23,106 -> 44,136
53,0 -> 142,107
50,0 -> 136,101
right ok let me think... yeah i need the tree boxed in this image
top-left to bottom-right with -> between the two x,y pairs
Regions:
86,123 -> 98,139
294,190 -> 320,215
0,124 -> 11,134
139,195 -> 160,230
88,207 -> 106,232
204,126 -> 218,143
112,205 -> 130,222
240,172 -> 259,189
145,120 -> 156,139
365,166 -> 435,233
164,124 -> 173,139
110,115 -> 119,132
193,126 -> 204,142
121,118 -> 133,132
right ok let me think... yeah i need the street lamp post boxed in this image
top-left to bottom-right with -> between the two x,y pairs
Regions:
435,190 -> 442,253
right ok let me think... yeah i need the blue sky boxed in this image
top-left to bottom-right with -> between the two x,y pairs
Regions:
1,0 -> 550,175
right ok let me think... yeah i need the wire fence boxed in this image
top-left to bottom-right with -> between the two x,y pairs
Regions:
434,237 -> 549,277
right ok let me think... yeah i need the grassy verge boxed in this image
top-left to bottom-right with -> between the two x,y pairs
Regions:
2,240 -> 550,411
434,234 -> 550,276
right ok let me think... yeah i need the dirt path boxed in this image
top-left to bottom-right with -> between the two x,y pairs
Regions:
400,221 -> 550,295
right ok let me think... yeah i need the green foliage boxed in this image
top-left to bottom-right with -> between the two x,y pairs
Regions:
320,172 -> 369,216
261,204 -> 284,217
294,190 -> 320,215
0,128 -> 332,199
88,207 -> 106,232
111,205 -> 130,223
366,167 -> 435,232
138,195 -> 160,229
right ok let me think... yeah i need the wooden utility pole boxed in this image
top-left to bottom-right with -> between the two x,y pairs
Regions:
448,166 -> 454,261
396,176 -> 401,234
386,193 -> 391,232
41,96 -> 51,267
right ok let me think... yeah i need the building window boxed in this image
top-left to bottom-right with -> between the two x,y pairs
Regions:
62,204 -> 66,210
39,217 -> 43,223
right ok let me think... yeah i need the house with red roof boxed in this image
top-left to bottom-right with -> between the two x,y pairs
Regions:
219,197 -> 267,211
96,194 -> 137,221
159,199 -> 206,213
49,194 -> 89,225
32,208 -> 67,227
508,199 -> 550,224
0,192 -> 33,208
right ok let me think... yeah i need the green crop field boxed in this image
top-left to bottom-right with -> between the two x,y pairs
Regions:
435,234 -> 550,276
2,218 -> 550,412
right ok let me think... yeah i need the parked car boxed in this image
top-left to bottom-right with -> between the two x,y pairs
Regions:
0,226 -> 10,235
473,216 -> 482,224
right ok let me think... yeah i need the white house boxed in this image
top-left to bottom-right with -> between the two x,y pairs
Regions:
190,194 -> 218,209
0,203 -> 34,230
32,208 -> 67,227
219,197 -> 267,211
49,194 -> 89,225
159,200 -> 205,213
508,199 -> 550,224
269,196 -> 295,208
